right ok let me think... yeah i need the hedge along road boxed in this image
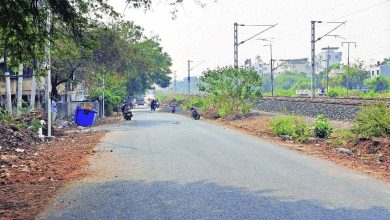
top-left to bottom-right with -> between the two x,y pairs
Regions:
39,108 -> 390,220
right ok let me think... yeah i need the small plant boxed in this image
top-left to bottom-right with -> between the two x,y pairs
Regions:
312,114 -> 333,139
326,89 -> 338,97
353,102 -> 390,138
271,115 -> 309,143
31,117 -> 43,134
331,128 -> 356,148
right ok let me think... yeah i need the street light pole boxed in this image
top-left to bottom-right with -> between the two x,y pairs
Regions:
188,60 -> 192,94
269,44 -> 274,96
326,46 -> 330,93
342,41 -> 357,97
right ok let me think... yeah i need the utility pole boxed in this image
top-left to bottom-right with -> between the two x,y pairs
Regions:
234,23 -> 238,68
342,41 -> 357,96
268,44 -> 274,96
102,73 -> 105,118
310,20 -> 346,98
234,23 -> 277,68
310,21 -> 318,99
326,46 -> 330,93
173,71 -> 177,94
188,60 -> 192,94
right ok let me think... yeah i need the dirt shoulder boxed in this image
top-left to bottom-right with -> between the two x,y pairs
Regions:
0,129 -> 107,219
209,112 -> 390,183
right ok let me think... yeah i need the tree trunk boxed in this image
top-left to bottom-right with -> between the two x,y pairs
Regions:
5,71 -> 12,115
3,47 -> 12,115
30,68 -> 37,110
17,63 -> 23,114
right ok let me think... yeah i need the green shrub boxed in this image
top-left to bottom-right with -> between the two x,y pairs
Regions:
199,67 -> 262,117
31,117 -> 43,134
271,115 -> 309,143
183,97 -> 209,111
353,102 -> 390,137
331,128 -> 356,148
326,89 -> 338,97
312,115 -> 333,138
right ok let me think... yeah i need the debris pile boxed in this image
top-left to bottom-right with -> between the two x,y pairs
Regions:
0,110 -> 48,154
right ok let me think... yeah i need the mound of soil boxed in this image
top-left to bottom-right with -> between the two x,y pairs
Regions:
352,138 -> 390,163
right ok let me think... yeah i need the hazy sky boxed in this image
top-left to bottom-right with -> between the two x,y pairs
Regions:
109,0 -> 390,79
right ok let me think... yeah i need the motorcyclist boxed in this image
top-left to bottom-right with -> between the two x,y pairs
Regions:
190,106 -> 200,120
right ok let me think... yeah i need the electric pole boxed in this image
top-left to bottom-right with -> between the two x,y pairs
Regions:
310,20 -> 346,98
173,71 -> 177,94
234,23 -> 238,68
188,60 -> 192,94
310,21 -> 318,99
326,46 -> 330,93
267,44 -> 274,96
342,41 -> 357,97
234,23 -> 277,68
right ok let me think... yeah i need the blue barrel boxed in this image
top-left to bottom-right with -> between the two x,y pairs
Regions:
74,107 -> 97,127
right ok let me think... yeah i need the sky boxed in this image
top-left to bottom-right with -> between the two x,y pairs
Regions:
109,0 -> 390,80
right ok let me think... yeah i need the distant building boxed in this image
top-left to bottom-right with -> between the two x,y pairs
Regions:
275,58 -> 311,76
369,62 -> 390,78
316,47 -> 342,73
254,55 -> 270,75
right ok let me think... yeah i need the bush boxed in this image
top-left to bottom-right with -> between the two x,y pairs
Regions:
326,89 -> 338,97
331,128 -> 356,148
271,115 -> 309,143
199,67 -> 262,117
353,102 -> 390,137
312,115 -> 333,138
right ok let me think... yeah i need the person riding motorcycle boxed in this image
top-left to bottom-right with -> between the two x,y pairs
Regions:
121,102 -> 133,120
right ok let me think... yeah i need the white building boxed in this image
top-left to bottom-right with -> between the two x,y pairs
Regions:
253,55 -> 271,75
368,62 -> 390,78
275,58 -> 311,76
316,47 -> 342,73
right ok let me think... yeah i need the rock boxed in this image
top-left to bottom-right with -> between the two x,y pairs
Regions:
336,147 -> 352,156
0,155 -> 18,164
15,148 -> 25,153
379,155 -> 387,162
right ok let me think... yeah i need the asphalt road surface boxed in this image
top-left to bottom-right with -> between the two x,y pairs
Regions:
40,108 -> 390,220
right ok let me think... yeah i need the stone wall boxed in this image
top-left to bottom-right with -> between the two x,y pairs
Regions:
254,98 -> 362,121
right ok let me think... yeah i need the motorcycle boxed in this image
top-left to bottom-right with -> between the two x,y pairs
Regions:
123,109 -> 133,120
191,107 -> 200,120
171,104 -> 176,113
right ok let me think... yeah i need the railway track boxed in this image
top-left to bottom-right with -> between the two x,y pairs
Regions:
261,96 -> 390,106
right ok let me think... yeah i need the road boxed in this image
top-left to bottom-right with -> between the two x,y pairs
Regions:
40,108 -> 390,219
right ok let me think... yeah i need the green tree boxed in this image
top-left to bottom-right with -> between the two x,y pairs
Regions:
199,67 -> 262,117
364,76 -> 389,92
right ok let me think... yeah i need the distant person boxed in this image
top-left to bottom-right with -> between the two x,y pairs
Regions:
151,99 -> 156,111
170,100 -> 176,113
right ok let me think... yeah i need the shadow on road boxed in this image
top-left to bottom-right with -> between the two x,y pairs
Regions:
41,180 -> 390,220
